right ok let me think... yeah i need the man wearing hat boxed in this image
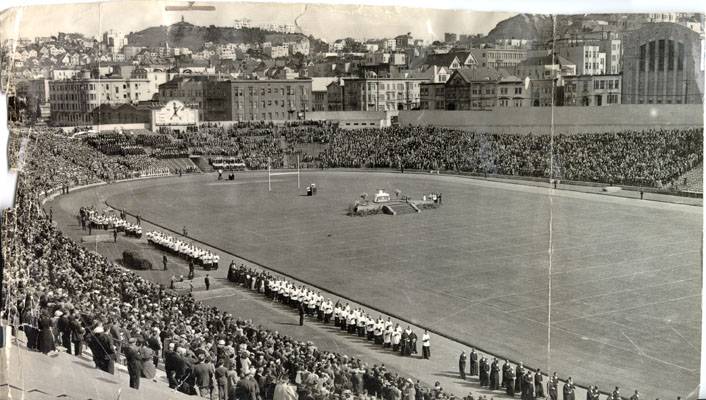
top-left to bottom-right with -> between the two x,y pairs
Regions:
235,368 -> 260,400
194,352 -> 214,398
124,336 -> 143,389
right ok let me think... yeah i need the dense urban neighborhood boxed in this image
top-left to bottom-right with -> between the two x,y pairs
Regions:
2,12 -> 704,127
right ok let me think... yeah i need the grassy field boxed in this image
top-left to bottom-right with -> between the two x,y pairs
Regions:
62,171 -> 701,398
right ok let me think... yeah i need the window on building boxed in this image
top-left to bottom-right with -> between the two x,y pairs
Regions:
667,40 -> 675,71
658,39 -> 665,71
599,80 -> 605,89
648,41 -> 656,71
677,42 -> 684,71
615,80 -> 620,89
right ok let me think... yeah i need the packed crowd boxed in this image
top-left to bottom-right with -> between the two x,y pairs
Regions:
146,231 -> 221,271
173,128 -> 285,169
305,127 -> 702,188
2,174 -> 466,400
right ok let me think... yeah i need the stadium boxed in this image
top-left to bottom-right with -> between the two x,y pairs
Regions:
2,118 -> 703,400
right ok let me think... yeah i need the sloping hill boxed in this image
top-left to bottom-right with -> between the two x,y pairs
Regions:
127,21 -> 327,52
484,13 -> 554,42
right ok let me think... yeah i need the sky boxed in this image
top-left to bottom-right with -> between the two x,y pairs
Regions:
0,0 -> 516,44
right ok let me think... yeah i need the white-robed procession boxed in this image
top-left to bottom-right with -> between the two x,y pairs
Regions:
146,230 -> 220,270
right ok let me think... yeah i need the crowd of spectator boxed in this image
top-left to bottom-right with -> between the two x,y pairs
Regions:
2,174 -> 459,400
173,128 -> 285,169
307,127 -> 702,188
2,122 -> 694,400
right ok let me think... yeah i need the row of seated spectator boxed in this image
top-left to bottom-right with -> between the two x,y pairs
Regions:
310,127 -> 702,189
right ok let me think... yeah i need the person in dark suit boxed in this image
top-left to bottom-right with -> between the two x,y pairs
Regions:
479,357 -> 489,387
163,255 -> 168,271
37,310 -> 55,354
235,368 -> 261,400
535,369 -> 545,398
164,343 -> 179,388
57,311 -> 71,353
205,274 -> 211,291
69,314 -> 84,356
458,352 -> 467,380
506,368 -> 516,397
523,371 -> 535,400
409,330 -> 418,355
469,349 -> 478,376
562,378 -> 575,400
515,362 -> 525,394
124,337 -> 142,389
94,326 -> 116,374
501,360 -> 511,389
489,358 -> 500,390
298,302 -> 305,326
547,373 -> 559,400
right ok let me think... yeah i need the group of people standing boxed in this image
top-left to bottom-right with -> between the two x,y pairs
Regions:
458,352 -> 560,400
146,230 -> 220,270
227,262 -> 433,361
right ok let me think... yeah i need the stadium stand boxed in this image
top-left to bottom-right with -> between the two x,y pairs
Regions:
1,124 -> 700,400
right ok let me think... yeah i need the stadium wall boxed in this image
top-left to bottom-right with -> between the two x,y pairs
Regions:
306,111 -> 391,129
57,123 -> 149,133
397,105 -> 704,134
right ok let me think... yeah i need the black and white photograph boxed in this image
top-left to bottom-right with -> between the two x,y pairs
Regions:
0,1 -> 704,400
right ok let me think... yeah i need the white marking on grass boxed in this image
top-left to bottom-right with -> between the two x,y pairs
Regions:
621,331 -> 647,359
668,324 -> 699,352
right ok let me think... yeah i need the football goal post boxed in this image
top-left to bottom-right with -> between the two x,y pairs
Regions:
268,155 -> 300,192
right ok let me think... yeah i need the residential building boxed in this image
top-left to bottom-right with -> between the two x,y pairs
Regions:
497,75 -> 529,107
16,78 -> 51,120
203,79 -> 312,121
51,68 -> 81,80
341,77 -> 426,111
515,54 -> 576,80
326,80 -> 344,111
311,77 -> 338,112
419,82 -> 445,109
49,74 -> 154,125
622,22 -> 704,104
265,45 -> 289,59
158,75 -> 215,120
381,39 -> 396,51
480,47 -> 529,69
102,30 -> 128,53
562,74 -> 622,106
365,52 -> 407,66
444,33 -> 458,43
395,34 -> 414,49
442,67 -> 525,110
555,44 -> 606,75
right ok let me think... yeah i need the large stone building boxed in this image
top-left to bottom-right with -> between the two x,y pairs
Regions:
436,67 -> 528,110
49,74 -> 155,125
555,44 -> 606,75
158,75 -> 215,120
562,74 -> 622,106
203,79 -> 312,122
341,77 -> 426,111
622,22 -> 704,104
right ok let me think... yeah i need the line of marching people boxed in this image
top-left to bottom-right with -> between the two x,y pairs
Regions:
227,262 -> 433,360
458,351 -> 641,400
146,230 -> 220,270
78,206 -> 142,237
